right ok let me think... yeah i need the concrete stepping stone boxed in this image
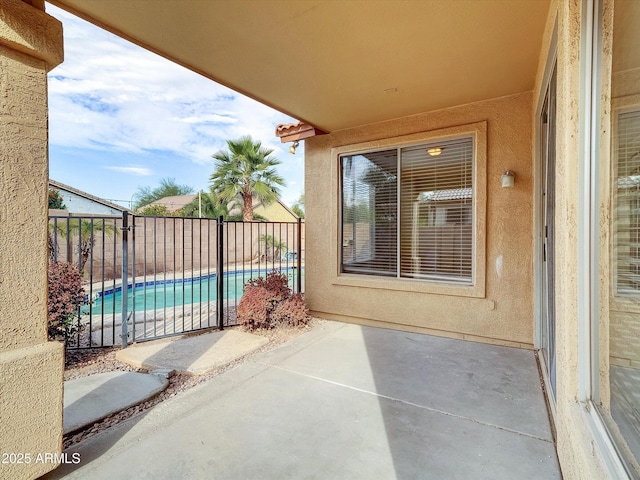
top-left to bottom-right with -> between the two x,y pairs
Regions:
64,371 -> 168,434
115,329 -> 268,375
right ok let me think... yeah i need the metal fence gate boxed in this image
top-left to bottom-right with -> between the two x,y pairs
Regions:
48,213 -> 305,349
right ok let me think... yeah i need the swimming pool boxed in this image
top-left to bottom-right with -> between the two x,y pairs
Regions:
85,269 -> 303,315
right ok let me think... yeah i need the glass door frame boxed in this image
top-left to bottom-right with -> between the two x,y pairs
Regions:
579,0 -> 633,476
534,19 -> 558,410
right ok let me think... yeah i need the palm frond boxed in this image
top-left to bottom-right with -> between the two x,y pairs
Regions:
209,136 -> 286,221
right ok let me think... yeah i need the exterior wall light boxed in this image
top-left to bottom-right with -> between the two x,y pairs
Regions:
501,170 -> 515,188
289,140 -> 300,155
427,147 -> 442,156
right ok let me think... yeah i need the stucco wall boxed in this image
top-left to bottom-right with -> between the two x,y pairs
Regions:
305,92 -> 534,347
549,0 -> 621,478
0,1 -> 64,478
551,0 -> 600,476
254,201 -> 298,222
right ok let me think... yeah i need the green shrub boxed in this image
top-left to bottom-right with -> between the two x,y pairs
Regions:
237,270 -> 308,331
48,262 -> 89,342
48,188 -> 66,210
136,204 -> 173,217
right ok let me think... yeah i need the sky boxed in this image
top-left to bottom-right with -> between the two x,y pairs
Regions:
45,4 -> 303,210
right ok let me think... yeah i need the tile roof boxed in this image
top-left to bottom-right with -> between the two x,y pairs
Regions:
420,188 -> 473,202
618,175 -> 640,189
275,121 -> 326,143
147,194 -> 198,211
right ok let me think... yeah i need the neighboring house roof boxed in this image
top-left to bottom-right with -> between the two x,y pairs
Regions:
254,198 -> 299,222
146,194 -> 198,212
229,196 -> 298,221
617,176 -> 640,189
49,179 -> 132,213
420,188 -> 473,202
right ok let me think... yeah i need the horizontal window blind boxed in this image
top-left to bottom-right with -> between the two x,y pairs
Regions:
400,138 -> 473,283
615,110 -> 640,296
341,150 -> 398,276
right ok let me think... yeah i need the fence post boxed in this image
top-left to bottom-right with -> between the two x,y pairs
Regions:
216,216 -> 224,330
121,211 -> 129,348
131,214 -> 136,343
297,218 -> 302,293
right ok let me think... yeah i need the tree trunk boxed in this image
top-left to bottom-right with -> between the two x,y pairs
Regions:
79,235 -> 94,272
242,188 -> 253,221
47,232 -> 56,263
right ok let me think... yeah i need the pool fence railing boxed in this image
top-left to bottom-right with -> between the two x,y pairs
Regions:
48,212 -> 305,349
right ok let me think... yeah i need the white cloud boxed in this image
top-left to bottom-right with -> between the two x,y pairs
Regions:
179,114 -> 237,125
105,166 -> 153,176
45,3 -> 304,207
47,6 -> 294,162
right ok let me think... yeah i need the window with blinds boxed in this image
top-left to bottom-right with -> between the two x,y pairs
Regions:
341,150 -> 398,276
341,136 -> 474,284
615,110 -> 640,296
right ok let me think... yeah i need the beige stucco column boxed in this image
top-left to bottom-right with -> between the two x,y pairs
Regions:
0,1 -> 64,479
552,0 -> 615,478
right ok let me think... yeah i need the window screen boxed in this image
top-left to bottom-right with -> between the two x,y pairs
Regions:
615,110 -> 640,296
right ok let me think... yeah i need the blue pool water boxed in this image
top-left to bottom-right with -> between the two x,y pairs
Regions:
85,269 -> 302,315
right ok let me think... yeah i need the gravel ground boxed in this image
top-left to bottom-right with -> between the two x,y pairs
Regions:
63,319 -> 323,449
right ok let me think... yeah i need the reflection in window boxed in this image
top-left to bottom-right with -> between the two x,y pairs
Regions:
340,137 -> 474,284
341,150 -> 398,276
603,0 -> 640,473
615,110 -> 640,296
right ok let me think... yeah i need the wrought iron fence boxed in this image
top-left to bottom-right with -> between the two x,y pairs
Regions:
48,212 -> 304,349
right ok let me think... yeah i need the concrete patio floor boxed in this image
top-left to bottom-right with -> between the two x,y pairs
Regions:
44,321 -> 561,479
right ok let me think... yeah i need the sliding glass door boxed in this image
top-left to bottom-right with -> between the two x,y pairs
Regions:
541,61 -> 558,399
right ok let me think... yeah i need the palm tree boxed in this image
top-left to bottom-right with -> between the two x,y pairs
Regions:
48,218 -> 117,271
133,177 -> 194,210
210,136 -> 285,221
258,234 -> 288,261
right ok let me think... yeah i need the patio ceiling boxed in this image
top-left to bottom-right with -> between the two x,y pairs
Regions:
48,0 -> 551,133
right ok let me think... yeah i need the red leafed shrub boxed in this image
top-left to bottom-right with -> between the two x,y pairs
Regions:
48,262 -> 88,342
246,270 -> 291,303
236,285 -> 274,330
270,293 -> 310,327
237,270 -> 309,331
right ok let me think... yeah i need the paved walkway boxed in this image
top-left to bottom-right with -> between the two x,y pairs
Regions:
62,329 -> 267,435
45,322 -> 561,479
64,371 -> 168,434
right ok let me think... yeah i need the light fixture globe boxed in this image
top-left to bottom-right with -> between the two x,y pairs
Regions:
501,170 -> 515,188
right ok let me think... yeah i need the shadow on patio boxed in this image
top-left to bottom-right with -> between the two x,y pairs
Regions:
43,321 -> 560,479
